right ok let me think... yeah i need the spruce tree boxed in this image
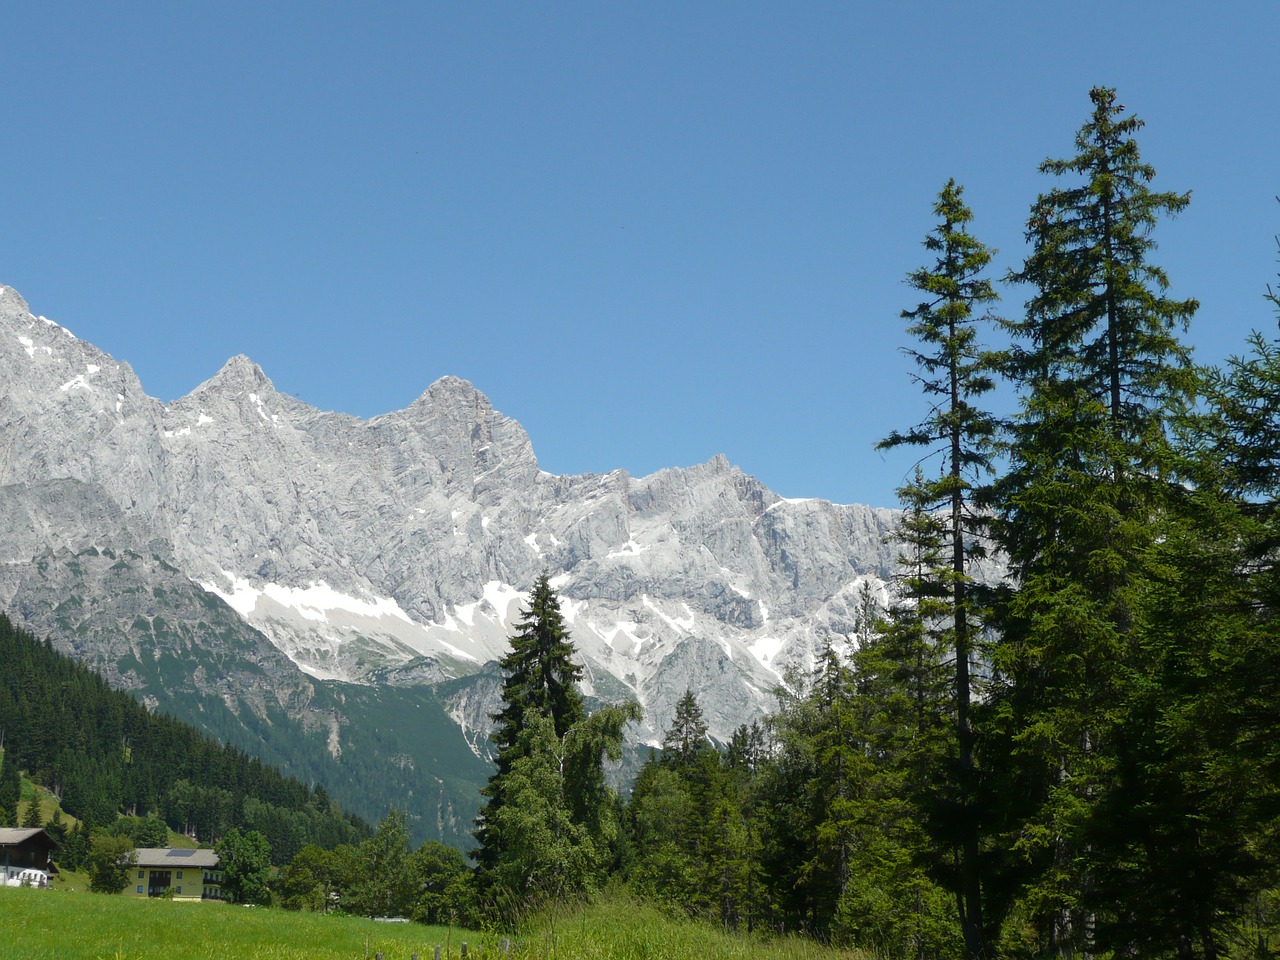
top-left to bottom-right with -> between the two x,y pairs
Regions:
474,574 -> 584,872
490,574 -> 585,757
662,690 -> 710,767
878,179 -> 1000,959
630,691 -> 758,929
473,574 -> 638,911
21,792 -> 43,829
989,86 -> 1201,956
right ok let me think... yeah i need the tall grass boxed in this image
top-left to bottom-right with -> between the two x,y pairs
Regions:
0,886 -> 869,960
511,891 -> 869,960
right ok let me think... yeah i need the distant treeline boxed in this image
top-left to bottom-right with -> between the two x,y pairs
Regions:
0,612 -> 367,862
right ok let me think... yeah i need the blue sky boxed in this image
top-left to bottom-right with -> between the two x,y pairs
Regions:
3,3 -> 1277,507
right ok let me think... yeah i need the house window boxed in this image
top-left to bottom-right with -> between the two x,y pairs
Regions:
137,886 -> 143,894
176,870 -> 183,879
138,870 -> 144,879
176,886 -> 182,894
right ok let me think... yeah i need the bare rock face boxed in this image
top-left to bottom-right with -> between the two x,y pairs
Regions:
0,284 -> 899,751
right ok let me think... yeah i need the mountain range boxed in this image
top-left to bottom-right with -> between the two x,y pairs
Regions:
0,283 -> 899,841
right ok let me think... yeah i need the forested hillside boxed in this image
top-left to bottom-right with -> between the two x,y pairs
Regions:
0,612 -> 368,861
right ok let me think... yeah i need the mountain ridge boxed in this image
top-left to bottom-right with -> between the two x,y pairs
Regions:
1,283 -> 898,779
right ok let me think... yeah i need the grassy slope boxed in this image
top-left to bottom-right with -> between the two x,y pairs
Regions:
0,887 -> 868,960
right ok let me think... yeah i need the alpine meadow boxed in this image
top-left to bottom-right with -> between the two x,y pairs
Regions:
2,85 -> 1279,960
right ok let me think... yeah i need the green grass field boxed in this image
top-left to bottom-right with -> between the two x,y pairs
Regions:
0,887 -> 865,960
0,887 -> 462,960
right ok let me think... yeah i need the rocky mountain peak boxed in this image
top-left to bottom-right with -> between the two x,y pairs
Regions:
204,354 -> 274,393
405,375 -> 494,416
0,284 -> 33,320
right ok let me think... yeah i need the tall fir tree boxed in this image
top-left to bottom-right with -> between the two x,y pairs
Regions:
474,573 -> 585,871
878,179 -> 1001,959
662,690 -> 710,767
988,86 -> 1202,957
473,574 -> 638,912
21,792 -> 43,829
491,574 -> 585,753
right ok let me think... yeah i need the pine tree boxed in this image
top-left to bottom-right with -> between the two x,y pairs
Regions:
1142,237 -> 1280,955
59,820 -> 89,873
490,574 -> 585,761
988,86 -> 1201,956
21,792 -> 44,829
473,575 -> 639,912
879,180 -> 1001,958
474,574 -> 585,873
662,690 -> 710,768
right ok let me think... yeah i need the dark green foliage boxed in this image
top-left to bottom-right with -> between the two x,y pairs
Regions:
474,574 -> 586,875
276,842 -> 343,912
407,840 -> 473,925
58,820 -> 89,872
343,809 -> 415,918
86,832 -> 136,894
107,814 -> 168,848
215,827 -> 273,905
662,690 -> 711,766
1002,86 -> 1198,447
0,751 -> 20,825
982,86 -> 1213,958
472,576 -> 639,919
877,181 -> 1001,959
21,790 -> 43,828
276,823 -> 477,924
44,806 -> 68,847
479,711 -> 604,909
492,574 -> 586,753
628,691 -> 763,933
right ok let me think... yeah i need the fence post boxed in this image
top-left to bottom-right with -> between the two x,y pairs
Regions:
461,943 -> 468,959
434,946 -> 441,960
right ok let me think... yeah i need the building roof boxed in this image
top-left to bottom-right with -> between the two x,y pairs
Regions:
0,828 -> 56,848
133,848 -> 220,869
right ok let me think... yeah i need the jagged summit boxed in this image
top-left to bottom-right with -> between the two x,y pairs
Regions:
402,375 -> 496,416
0,282 -> 900,751
0,283 -> 32,318
198,354 -> 275,393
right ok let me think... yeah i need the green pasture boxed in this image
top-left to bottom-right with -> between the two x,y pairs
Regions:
0,887 -> 864,960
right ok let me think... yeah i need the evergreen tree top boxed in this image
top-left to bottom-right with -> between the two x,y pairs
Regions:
492,573 -> 585,744
1005,86 -> 1197,417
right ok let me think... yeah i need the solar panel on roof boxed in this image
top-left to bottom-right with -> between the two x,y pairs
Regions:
171,849 -> 197,857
